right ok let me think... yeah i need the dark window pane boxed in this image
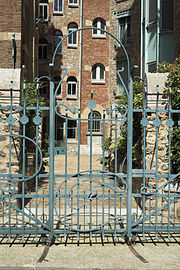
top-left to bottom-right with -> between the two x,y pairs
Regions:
44,6 -> 47,19
68,83 -> 71,95
39,6 -> 43,19
161,0 -> 174,30
149,0 -> 157,23
68,30 -> 73,44
54,0 -> 58,10
92,67 -> 96,79
59,0 -> 62,11
67,120 -> 76,139
73,32 -> 76,44
43,46 -> 47,59
72,83 -> 76,95
100,66 -> 104,80
93,21 -> 97,34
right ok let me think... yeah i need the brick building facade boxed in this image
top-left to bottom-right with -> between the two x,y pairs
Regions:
37,0 -> 141,152
0,0 -> 179,155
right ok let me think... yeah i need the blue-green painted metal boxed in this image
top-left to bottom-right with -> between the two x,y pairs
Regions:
0,27 -> 179,242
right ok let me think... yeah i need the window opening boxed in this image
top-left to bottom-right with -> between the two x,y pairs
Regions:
68,22 -> 78,47
54,0 -> 63,13
88,111 -> 101,133
53,30 -> 63,53
39,39 -> 48,61
92,18 -> 106,37
118,16 -> 131,45
67,76 -> 77,96
92,64 -> 105,83
39,2 -> 48,21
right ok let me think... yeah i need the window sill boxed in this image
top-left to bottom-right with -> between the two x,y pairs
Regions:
55,95 -> 62,100
39,18 -> 49,22
67,139 -> 77,143
86,132 -> 103,136
68,4 -> 79,7
66,95 -> 77,100
53,11 -> 63,15
92,35 -> 106,39
67,44 -> 78,48
91,80 -> 105,85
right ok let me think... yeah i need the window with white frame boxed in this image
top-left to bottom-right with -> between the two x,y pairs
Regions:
54,0 -> 63,13
88,111 -> 101,133
67,76 -> 77,97
92,18 -> 106,38
53,30 -> 63,54
118,16 -> 131,45
39,1 -> 48,21
39,39 -> 48,61
68,23 -> 78,47
92,64 -> 105,84
68,0 -> 79,7
54,76 -> 62,96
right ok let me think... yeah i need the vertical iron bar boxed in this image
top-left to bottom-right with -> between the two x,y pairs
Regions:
64,109 -> 68,240
168,87 -> 172,239
49,63 -> 55,242
114,109 -> 118,239
22,81 -> 26,241
126,73 -> 133,238
89,92 -> 93,240
102,110 -> 106,239
8,81 -> 13,241
35,82 -> 40,241
142,85 -> 147,239
77,109 -> 81,241
155,85 -> 160,240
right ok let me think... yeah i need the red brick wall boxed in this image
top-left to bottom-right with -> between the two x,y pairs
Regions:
0,0 -> 22,69
81,0 -> 110,144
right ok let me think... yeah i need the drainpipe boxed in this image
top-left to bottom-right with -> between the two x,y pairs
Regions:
157,0 -> 160,64
78,0 -> 83,110
140,0 -> 144,78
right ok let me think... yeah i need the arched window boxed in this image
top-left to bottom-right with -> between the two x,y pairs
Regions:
39,38 -> 48,61
39,0 -> 48,21
92,18 -> 106,38
67,76 -> 77,97
92,63 -> 105,83
54,76 -> 62,96
68,22 -> 78,47
88,111 -> 101,133
53,30 -> 63,53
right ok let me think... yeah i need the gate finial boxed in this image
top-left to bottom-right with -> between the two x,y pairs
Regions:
88,91 -> 96,110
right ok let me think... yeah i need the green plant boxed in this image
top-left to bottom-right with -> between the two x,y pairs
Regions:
21,82 -> 49,161
157,58 -> 180,173
102,81 -> 143,170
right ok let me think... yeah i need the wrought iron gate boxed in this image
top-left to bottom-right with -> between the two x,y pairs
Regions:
0,28 -> 179,243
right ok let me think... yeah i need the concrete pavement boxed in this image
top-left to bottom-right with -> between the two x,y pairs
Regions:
0,239 -> 179,270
